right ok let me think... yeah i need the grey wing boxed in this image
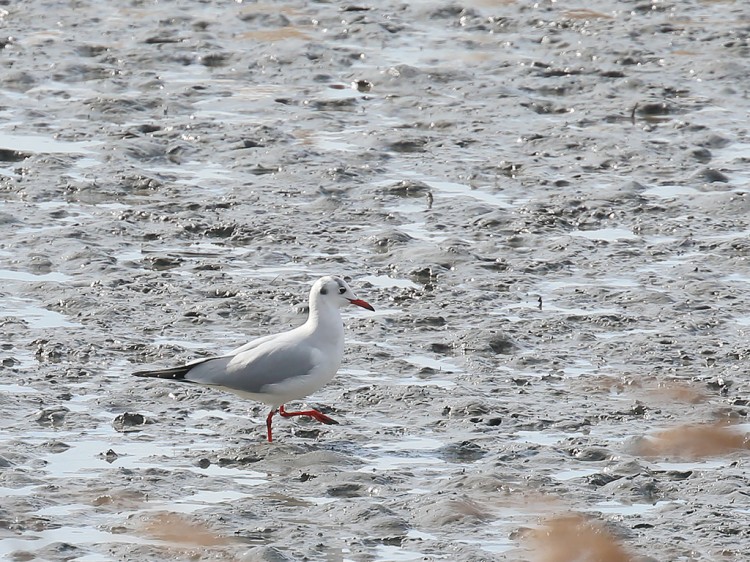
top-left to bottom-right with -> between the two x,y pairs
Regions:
228,333 -> 279,356
185,341 -> 317,395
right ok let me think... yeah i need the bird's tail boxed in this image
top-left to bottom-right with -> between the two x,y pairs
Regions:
133,365 -> 192,380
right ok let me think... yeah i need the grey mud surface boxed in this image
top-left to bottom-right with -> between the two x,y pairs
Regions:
1,1 -> 750,561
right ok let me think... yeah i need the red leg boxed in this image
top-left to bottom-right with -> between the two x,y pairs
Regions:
266,408 -> 276,442
279,404 -> 339,425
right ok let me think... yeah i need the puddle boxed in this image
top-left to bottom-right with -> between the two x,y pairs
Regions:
0,269 -> 72,283
587,499 -> 686,516
653,460 -> 728,471
172,161 -> 235,187
0,132 -> 100,154
425,180 -> 513,209
376,173 -> 519,244
515,430 -> 585,446
163,488 -> 259,514
0,527 -> 152,558
299,496 -> 338,507
460,536 -> 515,555
397,221 -> 452,243
363,435 -> 444,453
535,276 -> 640,293
0,296 -> 81,329
561,359 -> 598,378
394,375 -> 456,389
344,355 -> 459,388
404,354 -> 461,373
536,304 -> 621,317
373,544 -> 433,562
345,365 -> 456,388
596,328 -> 659,340
122,242 -> 241,260
572,228 -> 639,241
724,273 -> 750,285
361,274 -> 419,289
0,485 -> 39,497
310,130 -> 361,153
552,467 -> 601,481
358,454 -> 446,473
33,436 -> 186,477
0,383 -> 39,394
406,529 -> 438,541
354,434 -> 455,477
35,502 -> 93,517
643,185 -> 701,198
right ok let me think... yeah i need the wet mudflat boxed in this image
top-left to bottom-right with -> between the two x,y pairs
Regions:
1,0 -> 750,560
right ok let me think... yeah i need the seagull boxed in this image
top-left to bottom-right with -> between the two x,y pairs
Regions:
133,275 -> 374,442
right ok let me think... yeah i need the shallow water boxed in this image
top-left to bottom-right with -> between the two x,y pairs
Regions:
2,0 -> 750,560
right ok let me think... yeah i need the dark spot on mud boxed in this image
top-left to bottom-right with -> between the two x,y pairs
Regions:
34,407 -> 69,426
112,412 -> 150,432
587,473 -> 621,487
439,441 -> 487,462
573,447 -> 612,462
697,168 -> 730,183
217,455 -> 263,467
386,139 -> 428,154
101,449 -> 119,463
0,148 -> 31,162
382,180 -> 432,197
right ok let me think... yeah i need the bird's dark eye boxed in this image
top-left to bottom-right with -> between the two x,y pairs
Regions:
338,286 -> 347,295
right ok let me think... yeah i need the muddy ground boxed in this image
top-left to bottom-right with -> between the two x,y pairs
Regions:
1,0 -> 750,560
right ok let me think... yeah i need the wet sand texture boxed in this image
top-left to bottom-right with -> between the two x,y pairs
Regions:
1,1 -> 750,561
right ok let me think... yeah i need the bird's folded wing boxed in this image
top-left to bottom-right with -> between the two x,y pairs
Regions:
228,332 -> 280,356
184,341 -> 317,395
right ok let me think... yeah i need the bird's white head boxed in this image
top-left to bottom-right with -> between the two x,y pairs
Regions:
311,276 -> 375,312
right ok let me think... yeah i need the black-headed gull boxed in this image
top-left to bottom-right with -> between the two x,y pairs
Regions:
133,275 -> 374,442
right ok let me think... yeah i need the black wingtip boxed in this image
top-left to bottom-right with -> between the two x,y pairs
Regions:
132,366 -> 192,380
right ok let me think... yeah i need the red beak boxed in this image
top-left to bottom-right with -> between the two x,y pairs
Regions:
348,298 -> 375,311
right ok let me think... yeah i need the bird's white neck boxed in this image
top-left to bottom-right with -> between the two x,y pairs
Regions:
306,300 -> 344,334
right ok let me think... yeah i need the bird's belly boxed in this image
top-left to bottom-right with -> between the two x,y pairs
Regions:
264,370 -> 336,404
218,365 -> 338,407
